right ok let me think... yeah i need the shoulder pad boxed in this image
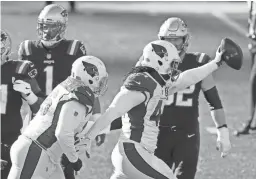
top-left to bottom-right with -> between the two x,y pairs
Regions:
18,40 -> 35,56
123,73 -> 157,94
196,52 -> 211,65
15,60 -> 38,78
73,86 -> 95,112
67,40 -> 86,56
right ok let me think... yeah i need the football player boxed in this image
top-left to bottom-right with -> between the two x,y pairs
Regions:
234,1 -> 256,136
153,17 -> 231,179
1,29 -> 43,179
77,39 -> 230,179
17,4 -> 105,178
7,56 -> 108,179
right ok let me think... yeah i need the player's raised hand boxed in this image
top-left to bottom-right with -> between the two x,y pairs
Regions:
214,38 -> 243,70
216,127 -> 232,158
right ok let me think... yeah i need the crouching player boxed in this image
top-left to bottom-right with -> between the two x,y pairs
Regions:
7,56 -> 108,179
78,39 -> 241,179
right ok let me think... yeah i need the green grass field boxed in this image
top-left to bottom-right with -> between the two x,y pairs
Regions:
2,1 -> 256,179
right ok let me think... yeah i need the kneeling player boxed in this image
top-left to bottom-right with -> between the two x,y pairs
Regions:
7,56 -> 108,179
78,39 -> 236,179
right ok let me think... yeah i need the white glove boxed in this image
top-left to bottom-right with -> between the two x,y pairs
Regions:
216,127 -> 231,158
13,79 -> 38,105
13,79 -> 32,96
0,159 -> 8,170
212,48 -> 225,67
75,137 -> 92,158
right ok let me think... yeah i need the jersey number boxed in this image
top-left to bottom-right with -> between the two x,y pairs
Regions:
1,84 -> 8,114
150,100 -> 163,126
165,85 -> 195,107
44,66 -> 53,95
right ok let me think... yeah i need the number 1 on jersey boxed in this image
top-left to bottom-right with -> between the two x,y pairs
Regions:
44,66 -> 53,95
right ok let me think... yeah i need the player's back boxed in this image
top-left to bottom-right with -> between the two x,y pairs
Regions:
23,77 -> 94,162
1,60 -> 37,143
160,52 -> 211,131
18,39 -> 86,95
120,67 -> 166,153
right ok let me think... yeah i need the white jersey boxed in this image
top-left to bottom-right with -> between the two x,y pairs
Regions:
23,77 -> 95,163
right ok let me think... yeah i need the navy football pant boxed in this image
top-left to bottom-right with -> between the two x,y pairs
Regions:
155,126 -> 200,179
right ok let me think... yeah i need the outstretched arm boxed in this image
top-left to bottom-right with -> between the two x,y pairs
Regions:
168,50 -> 224,95
85,87 -> 145,141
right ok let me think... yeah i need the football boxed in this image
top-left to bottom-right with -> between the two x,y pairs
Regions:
218,38 -> 243,70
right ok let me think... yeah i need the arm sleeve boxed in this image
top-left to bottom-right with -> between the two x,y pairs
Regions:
203,87 -> 223,110
55,100 -> 87,163
168,60 -> 218,95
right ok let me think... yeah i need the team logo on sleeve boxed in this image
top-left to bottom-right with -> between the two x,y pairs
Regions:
82,61 -> 99,78
151,43 -> 168,58
28,69 -> 38,78
80,43 -> 86,55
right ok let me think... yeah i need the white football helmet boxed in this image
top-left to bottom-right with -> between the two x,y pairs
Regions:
1,29 -> 12,65
71,56 -> 108,97
158,17 -> 190,57
141,40 -> 181,77
37,4 -> 68,47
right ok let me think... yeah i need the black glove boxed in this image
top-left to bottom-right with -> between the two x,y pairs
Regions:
71,158 -> 82,172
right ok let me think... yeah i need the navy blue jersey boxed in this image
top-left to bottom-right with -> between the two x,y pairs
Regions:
1,60 -> 40,140
160,52 -> 211,131
18,39 -> 86,96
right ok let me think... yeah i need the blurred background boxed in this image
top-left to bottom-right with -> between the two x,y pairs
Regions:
1,1 -> 255,179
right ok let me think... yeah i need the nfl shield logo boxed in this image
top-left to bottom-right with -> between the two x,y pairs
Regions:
46,53 -> 52,59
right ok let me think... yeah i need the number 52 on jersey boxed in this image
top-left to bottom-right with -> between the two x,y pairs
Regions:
165,85 -> 195,107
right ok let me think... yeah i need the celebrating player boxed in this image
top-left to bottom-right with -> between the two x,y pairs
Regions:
17,4 -> 104,178
1,29 -> 43,179
7,56 -> 108,179
78,38 -> 240,179
154,17 -> 231,179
